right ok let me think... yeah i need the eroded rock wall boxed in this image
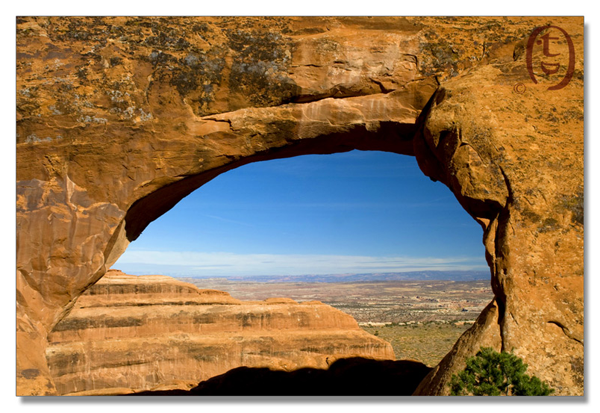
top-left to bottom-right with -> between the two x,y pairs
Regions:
17,17 -> 583,395
45,271 -> 393,395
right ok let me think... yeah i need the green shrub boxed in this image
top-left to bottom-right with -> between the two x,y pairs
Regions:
449,347 -> 554,396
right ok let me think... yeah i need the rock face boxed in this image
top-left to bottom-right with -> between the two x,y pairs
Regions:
45,270 -> 394,395
17,17 -> 583,395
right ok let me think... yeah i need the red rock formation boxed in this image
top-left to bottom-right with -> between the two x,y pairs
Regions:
45,270 -> 394,395
17,17 -> 583,395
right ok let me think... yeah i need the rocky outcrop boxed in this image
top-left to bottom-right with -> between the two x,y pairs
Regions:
17,17 -> 583,395
45,270 -> 394,395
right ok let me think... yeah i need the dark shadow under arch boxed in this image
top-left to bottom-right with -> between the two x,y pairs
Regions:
132,357 -> 432,396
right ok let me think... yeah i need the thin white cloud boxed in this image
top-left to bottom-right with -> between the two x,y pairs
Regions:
114,250 -> 486,277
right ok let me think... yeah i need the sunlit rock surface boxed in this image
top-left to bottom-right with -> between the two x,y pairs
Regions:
17,17 -> 583,395
46,270 -> 394,395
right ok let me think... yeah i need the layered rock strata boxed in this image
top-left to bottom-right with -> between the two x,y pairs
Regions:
46,270 -> 394,395
17,17 -> 584,395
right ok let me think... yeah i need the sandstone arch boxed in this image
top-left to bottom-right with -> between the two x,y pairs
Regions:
16,17 -> 583,395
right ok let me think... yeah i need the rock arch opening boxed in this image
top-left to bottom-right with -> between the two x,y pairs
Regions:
25,81 -> 517,396
46,149 -> 494,395
115,150 -> 489,277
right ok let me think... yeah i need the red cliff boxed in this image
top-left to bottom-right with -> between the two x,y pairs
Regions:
46,270 -> 394,395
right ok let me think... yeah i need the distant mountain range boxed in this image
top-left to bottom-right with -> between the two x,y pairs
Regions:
183,271 -> 490,283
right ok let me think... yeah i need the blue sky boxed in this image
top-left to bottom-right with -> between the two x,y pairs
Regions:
113,150 -> 488,277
